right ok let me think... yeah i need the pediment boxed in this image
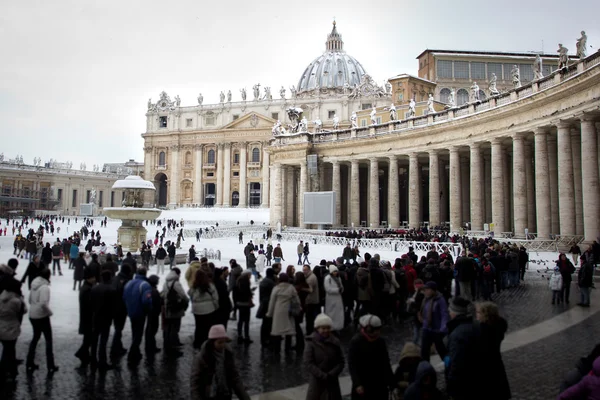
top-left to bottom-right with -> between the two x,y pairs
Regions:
222,112 -> 276,130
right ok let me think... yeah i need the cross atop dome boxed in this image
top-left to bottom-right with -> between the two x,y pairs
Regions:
326,20 -> 344,52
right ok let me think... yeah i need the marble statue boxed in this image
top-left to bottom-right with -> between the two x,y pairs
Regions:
343,82 -> 351,95
240,88 -> 247,101
219,91 -> 225,103
314,118 -> 323,133
289,85 -> 297,98
576,31 -> 587,59
263,87 -> 272,101
300,116 -> 308,132
470,83 -> 480,102
370,107 -> 377,125
272,120 -> 283,136
0,153 -> 4,162
332,114 -> 340,130
385,81 -> 392,94
427,94 -> 435,112
533,54 -> 543,80
388,103 -> 397,121
488,75 -> 499,96
197,93 -> 203,105
447,88 -> 456,107
511,65 -> 521,88
147,98 -> 152,111
280,86 -> 286,99
558,44 -> 569,69
90,189 -> 97,204
408,99 -> 416,118
253,84 -> 261,100
227,90 -> 232,102
351,112 -> 358,128
175,95 -> 181,107
286,107 -> 304,133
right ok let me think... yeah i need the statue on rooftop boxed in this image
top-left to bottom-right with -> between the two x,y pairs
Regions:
280,86 -> 286,99
227,90 -> 232,102
197,93 -> 203,105
332,114 -> 340,130
470,83 -> 480,103
511,65 -> 521,88
253,84 -> 261,101
370,107 -> 377,125
174,95 -> 181,107
489,75 -> 500,96
558,44 -> 569,69
351,111 -> 358,128
263,87 -> 272,101
240,88 -> 246,101
313,118 -> 323,133
533,54 -> 543,80
219,91 -> 225,103
576,31 -> 587,59
407,99 -> 416,118
289,85 -> 297,99
387,103 -> 397,121
447,88 -> 457,107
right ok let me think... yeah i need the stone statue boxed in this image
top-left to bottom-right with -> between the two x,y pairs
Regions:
511,65 -> 521,88
427,93 -> 436,112
280,86 -> 286,99
351,111 -> 358,128
175,95 -> 181,107
385,81 -> 392,94
219,91 -> 225,103
90,189 -> 97,204
227,90 -> 232,102
263,87 -> 272,101
558,44 -> 569,69
240,88 -> 247,101
313,118 -> 323,133
370,107 -> 377,125
448,88 -> 456,107
197,93 -> 203,105
388,103 -> 397,121
272,120 -> 283,136
253,84 -> 261,101
576,31 -> 587,59
488,75 -> 499,97
147,98 -> 153,111
332,114 -> 340,130
408,99 -> 416,118
533,54 -> 543,80
0,153 -> 3,162
470,83 -> 480,103
289,85 -> 297,98
343,82 -> 351,95
300,116 -> 308,132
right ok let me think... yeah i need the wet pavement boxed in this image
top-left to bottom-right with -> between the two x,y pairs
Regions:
1,270 -> 597,400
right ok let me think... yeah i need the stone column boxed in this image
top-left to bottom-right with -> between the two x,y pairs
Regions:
428,150 -> 440,227
460,156 -> 470,225
525,142 -> 536,233
222,143 -> 232,207
483,154 -> 492,224
408,153 -> 421,229
581,117 -> 600,242
570,128 -> 583,236
388,155 -> 400,228
285,167 -> 295,226
449,147 -> 462,232
193,144 -> 203,205
270,163 -> 282,226
369,158 -> 380,227
239,142 -> 247,207
547,135 -> 559,234
503,150 -> 511,232
470,143 -> 484,230
350,160 -> 360,228
491,139 -> 505,233
534,128 -> 551,238
556,121 -> 575,235
332,159 -> 342,226
216,144 -> 224,206
143,146 -> 153,185
512,133 -> 527,236
261,147 -> 270,207
169,145 -> 180,207
299,162 -> 308,228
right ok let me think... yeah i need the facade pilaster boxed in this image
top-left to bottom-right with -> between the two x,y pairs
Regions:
223,143 -> 232,207
216,144 -> 224,206
285,166 -> 295,226
428,150 -> 440,227
469,143 -> 484,230
449,147 -> 462,232
525,142 -> 536,233
369,158 -> 380,227
460,156 -> 470,225
534,128 -> 551,238
491,139 -> 505,233
350,160 -> 360,227
299,162 -> 308,228
269,163 -> 282,227
503,149 -> 511,232
556,121 -> 575,235
547,135 -> 559,234
261,147 -> 270,207
570,128 -> 583,236
408,153 -> 421,229
239,142 -> 247,207
512,133 -> 527,236
169,145 -> 180,207
332,159 -> 342,226
388,155 -> 399,228
193,144 -> 203,205
581,118 -> 600,242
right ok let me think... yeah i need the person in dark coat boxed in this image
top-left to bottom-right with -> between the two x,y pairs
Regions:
74,269 -> 96,367
91,270 -> 116,370
213,268 -> 232,329
189,245 -> 196,263
557,253 -> 576,304
304,313 -> 345,400
145,275 -> 162,355
475,301 -> 511,400
123,252 -> 137,271
392,342 -> 423,398
403,361 -> 444,400
348,314 -> 394,400
246,249 -> 257,282
577,256 -> 594,307
256,268 -> 276,347
110,264 -> 132,357
20,255 -> 44,290
102,254 -> 119,277
560,344 -> 600,393
518,246 -> 529,281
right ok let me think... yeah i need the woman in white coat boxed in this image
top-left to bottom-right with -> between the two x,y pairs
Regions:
266,273 -> 300,352
256,251 -> 266,275
324,266 -> 344,332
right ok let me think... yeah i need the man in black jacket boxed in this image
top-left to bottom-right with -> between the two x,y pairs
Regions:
20,255 -> 44,290
167,242 -> 176,268
123,252 -> 137,271
102,254 -> 119,277
155,244 -> 167,275
110,264 -> 132,357
75,268 -> 96,367
257,268 -> 276,347
91,270 -> 116,370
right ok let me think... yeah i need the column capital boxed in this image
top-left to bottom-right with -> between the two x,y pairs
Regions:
534,127 -> 550,136
577,113 -> 596,123
388,154 -> 398,161
553,119 -> 572,130
194,144 -> 203,151
469,142 -> 481,150
428,149 -> 440,156
223,142 -> 231,149
238,141 -> 247,147
369,157 -> 378,164
216,143 -> 224,150
331,158 -> 340,166
351,159 -> 359,166
449,145 -> 460,153
511,132 -> 526,140
490,137 -> 504,145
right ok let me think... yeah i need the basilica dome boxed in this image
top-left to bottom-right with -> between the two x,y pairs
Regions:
297,22 -> 367,93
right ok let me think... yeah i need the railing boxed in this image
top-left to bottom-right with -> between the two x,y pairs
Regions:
454,107 -> 470,117
584,51 -> 600,69
496,94 -> 512,106
375,124 -> 389,134
474,102 -> 490,112
562,64 -> 579,80
516,85 -> 533,98
413,116 -> 428,126
538,77 -> 555,90
356,127 -> 370,137
433,113 -> 448,122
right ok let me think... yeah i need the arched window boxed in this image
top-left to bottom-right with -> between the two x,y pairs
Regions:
185,151 -> 192,165
207,149 -> 215,164
456,89 -> 469,106
251,147 -> 260,163
158,151 -> 166,166
439,88 -> 451,104
233,152 -> 240,164
478,90 -> 487,101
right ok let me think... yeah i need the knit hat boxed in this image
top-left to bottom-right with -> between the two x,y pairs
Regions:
359,314 -> 382,329
424,281 -> 437,290
449,297 -> 470,315
329,265 -> 338,274
208,324 -> 230,341
314,313 -> 333,329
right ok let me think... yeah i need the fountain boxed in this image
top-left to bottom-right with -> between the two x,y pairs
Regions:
103,175 -> 162,252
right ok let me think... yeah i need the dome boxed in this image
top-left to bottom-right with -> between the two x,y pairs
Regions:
297,22 -> 367,93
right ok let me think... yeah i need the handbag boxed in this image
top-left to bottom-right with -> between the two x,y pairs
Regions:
288,296 -> 302,317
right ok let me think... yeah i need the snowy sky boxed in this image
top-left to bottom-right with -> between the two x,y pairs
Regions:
1,0 -> 597,168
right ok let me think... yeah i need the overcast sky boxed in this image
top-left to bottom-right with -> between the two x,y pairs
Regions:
1,0 -> 597,169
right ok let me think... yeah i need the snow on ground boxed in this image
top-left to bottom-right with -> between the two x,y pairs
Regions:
151,207 -> 270,225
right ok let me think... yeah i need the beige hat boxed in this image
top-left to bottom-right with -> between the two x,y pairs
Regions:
314,313 -> 333,328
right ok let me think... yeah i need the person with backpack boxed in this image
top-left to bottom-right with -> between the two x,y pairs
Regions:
418,281 -> 448,362
161,267 -> 187,356
303,242 -> 311,265
557,253 -> 576,304
480,256 -> 497,301
123,267 -> 154,364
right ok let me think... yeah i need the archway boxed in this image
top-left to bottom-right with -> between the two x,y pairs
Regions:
232,191 -> 239,207
205,183 -> 215,207
249,183 -> 261,207
154,173 -> 168,207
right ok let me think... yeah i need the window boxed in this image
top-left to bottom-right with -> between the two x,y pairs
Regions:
207,149 -> 215,164
185,151 -> 192,165
376,117 -> 382,124
437,60 -> 452,78
233,115 -> 239,121
328,110 -> 336,119
542,65 -> 552,76
110,191 -> 115,207
456,88 -> 469,106
271,112 -> 278,120
360,119 -> 367,127
231,191 -> 239,207
361,103 -> 372,110
159,116 -> 167,128
251,147 -> 260,163
233,171 -> 239,177
207,172 -> 214,177
471,62 -> 485,79
72,190 -> 77,207
488,63 -> 503,80
186,118 -> 193,127
504,64 -> 515,80
397,92 -> 404,102
98,191 -> 103,207
233,152 -> 239,164
520,64 -> 534,82
158,151 -> 166,166
205,113 -> 215,125
86,190 -> 91,203
454,61 -> 469,79
439,88 -> 451,104
57,188 -> 63,201
478,90 -> 487,101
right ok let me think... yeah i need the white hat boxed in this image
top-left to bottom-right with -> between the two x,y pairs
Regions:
329,265 -> 338,274
314,313 -> 333,329
359,314 -> 382,329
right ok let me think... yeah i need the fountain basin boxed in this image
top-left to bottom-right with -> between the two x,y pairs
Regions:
103,207 -> 162,221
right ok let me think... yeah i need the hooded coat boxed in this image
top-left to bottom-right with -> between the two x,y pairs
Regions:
403,361 -> 444,400
478,317 -> 511,400
29,277 -> 52,319
348,331 -> 394,400
324,274 -> 344,331
558,356 -> 600,400
446,314 -> 482,400
78,280 -> 94,334
185,260 -> 202,288
304,332 -> 345,400
0,290 -> 27,340
266,282 -> 299,336
393,342 -> 423,398
161,270 -> 189,319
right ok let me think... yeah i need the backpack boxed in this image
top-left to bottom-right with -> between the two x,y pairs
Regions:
166,281 -> 185,314
483,264 -> 493,277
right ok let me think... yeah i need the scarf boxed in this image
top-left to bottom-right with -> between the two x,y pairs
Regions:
209,350 -> 230,397
360,328 -> 378,342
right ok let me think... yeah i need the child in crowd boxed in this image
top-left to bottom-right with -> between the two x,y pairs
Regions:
549,266 -> 563,305
406,279 -> 425,346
